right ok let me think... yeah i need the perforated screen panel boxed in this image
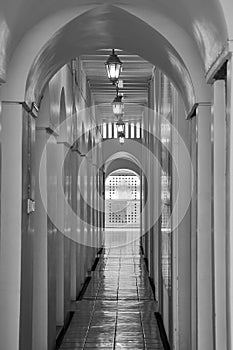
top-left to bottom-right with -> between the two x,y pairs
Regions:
105,173 -> 140,227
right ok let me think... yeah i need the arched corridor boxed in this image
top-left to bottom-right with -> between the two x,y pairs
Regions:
0,1 -> 233,350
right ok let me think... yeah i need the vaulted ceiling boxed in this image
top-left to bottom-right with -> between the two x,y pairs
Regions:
0,0 -> 230,115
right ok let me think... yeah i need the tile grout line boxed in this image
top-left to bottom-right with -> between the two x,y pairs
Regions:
135,252 -> 147,350
112,255 -> 120,350
82,251 -> 106,350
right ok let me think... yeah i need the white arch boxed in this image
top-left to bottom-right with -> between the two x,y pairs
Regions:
105,159 -> 141,177
0,0 -> 229,83
0,3 -> 218,117
23,5 -> 197,115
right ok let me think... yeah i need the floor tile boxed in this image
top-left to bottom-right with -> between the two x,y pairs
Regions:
58,229 -> 164,350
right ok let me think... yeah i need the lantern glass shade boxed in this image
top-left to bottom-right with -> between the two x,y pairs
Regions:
105,50 -> 122,83
119,136 -> 125,144
116,118 -> 125,133
112,95 -> 124,115
118,131 -> 125,144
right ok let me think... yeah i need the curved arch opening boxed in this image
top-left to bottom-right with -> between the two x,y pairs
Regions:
105,167 -> 141,247
25,4 -> 197,116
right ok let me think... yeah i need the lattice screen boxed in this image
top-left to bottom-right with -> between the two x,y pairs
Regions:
105,173 -> 140,227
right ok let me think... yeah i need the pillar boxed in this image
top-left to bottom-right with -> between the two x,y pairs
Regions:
226,53 -> 233,349
148,126 -> 153,276
190,115 -> 197,350
143,108 -> 150,263
56,143 -> 66,326
196,102 -> 213,350
47,138 -> 58,350
32,126 -> 50,350
60,144 -> 71,323
0,103 -> 23,350
150,105 -> 161,302
212,79 -> 227,350
32,88 -> 58,350
70,152 -> 78,301
172,89 -> 192,349
152,69 -> 162,306
56,230 -> 64,325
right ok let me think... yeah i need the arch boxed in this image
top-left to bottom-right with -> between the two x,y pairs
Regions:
0,0 -> 229,83
25,5 -> 197,115
105,159 -> 141,178
104,149 -> 142,170
108,168 -> 140,177
0,0 -> 230,115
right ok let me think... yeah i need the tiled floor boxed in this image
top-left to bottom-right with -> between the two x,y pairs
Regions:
59,229 -> 164,350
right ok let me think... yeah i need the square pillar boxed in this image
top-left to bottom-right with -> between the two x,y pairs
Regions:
212,79 -> 227,350
226,55 -> 233,349
32,126 -> 50,350
0,103 -> 23,350
196,103 -> 214,350
172,89 -> 192,350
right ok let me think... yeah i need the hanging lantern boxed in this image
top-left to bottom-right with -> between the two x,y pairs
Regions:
112,94 -> 124,116
105,49 -> 122,84
118,131 -> 125,144
116,116 -> 125,134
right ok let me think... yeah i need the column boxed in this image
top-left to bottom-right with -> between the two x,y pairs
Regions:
148,87 -> 154,277
143,109 -> 150,263
32,126 -> 50,350
212,79 -> 227,350
56,230 -> 64,325
0,103 -> 23,350
56,143 -> 66,326
196,103 -> 214,350
150,111 -> 161,301
171,92 -> 179,349
62,146 -> 71,325
47,137 -> 58,350
172,89 -> 192,349
33,126 -> 58,350
152,116 -> 162,300
70,151 -> 78,301
226,54 -> 233,349
75,153 -> 82,296
140,172 -> 144,249
151,70 -> 162,306
190,116 -> 197,350
79,155 -> 88,278
86,156 -> 93,272
148,126 -> 153,276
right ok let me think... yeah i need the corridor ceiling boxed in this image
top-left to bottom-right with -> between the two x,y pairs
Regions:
80,50 -> 153,122
1,0 -> 228,75
0,0 -> 230,116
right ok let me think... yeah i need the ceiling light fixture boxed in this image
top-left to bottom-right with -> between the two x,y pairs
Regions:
116,116 -> 125,134
118,131 -> 125,144
112,84 -> 124,116
105,49 -> 122,84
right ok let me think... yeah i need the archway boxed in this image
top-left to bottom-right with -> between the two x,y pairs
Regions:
105,168 -> 141,248
25,5 -> 198,114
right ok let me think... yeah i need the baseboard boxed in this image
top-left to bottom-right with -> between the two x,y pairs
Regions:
91,248 -> 103,271
148,276 -> 156,300
56,311 -> 74,349
155,312 -> 171,350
